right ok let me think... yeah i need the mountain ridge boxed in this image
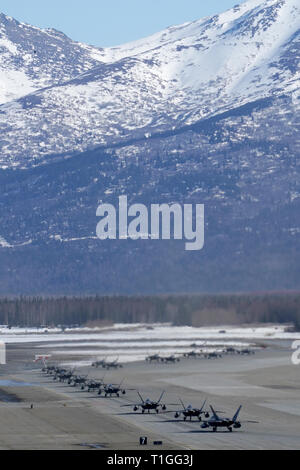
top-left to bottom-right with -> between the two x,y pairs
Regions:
0,0 -> 299,294
0,0 -> 299,168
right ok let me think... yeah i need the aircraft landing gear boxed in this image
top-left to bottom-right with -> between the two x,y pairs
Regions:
213,427 -> 217,432
228,427 -> 232,432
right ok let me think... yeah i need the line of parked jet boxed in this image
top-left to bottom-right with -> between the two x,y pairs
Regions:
121,393 -> 258,432
145,346 -> 256,363
42,364 -> 132,397
41,362 -> 258,432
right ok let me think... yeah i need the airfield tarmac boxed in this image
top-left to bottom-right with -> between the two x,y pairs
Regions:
0,340 -> 300,450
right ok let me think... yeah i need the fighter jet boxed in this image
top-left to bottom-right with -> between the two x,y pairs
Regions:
102,358 -> 123,370
91,357 -> 107,368
174,399 -> 209,421
238,348 -> 255,355
224,346 -> 238,354
201,405 -> 258,432
69,374 -> 88,387
81,379 -> 103,392
82,373 -> 107,392
204,351 -> 222,359
99,379 -> 134,397
54,368 -> 75,383
145,353 -> 162,363
122,391 -> 167,414
160,355 -> 180,363
182,350 -> 199,359
42,364 -> 57,375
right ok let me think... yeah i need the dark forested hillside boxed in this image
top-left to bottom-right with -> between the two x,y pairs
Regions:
0,1 -> 299,295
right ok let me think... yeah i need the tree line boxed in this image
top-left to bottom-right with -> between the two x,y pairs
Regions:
0,293 -> 299,330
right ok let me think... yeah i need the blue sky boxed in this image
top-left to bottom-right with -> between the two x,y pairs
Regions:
1,0 -> 243,47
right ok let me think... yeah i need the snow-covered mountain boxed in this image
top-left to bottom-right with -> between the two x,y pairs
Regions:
0,12 -> 110,105
0,0 -> 299,295
0,0 -> 299,168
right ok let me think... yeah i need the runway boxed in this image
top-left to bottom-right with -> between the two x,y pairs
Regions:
0,339 -> 299,449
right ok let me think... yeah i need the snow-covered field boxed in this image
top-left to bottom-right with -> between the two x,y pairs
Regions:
0,323 -> 299,365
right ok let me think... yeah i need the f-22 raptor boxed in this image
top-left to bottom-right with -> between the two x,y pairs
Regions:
174,399 -> 209,421
122,391 -> 167,414
201,405 -> 258,432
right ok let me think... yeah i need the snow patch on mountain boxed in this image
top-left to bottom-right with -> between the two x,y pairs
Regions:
0,236 -> 32,248
0,69 -> 36,103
